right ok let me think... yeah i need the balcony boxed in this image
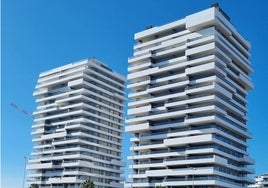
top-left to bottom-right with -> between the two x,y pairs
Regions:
35,73 -> 83,90
131,161 -> 165,169
186,62 -> 216,75
109,181 -> 123,188
26,162 -> 53,170
46,176 -> 79,184
131,143 -> 166,151
240,155 -> 255,165
128,51 -> 152,64
238,72 -> 253,90
127,79 -> 150,91
41,131 -> 67,140
127,67 -> 159,80
128,105 -> 151,116
125,122 -> 150,133
147,80 -> 189,94
164,134 -> 213,147
151,44 -> 186,59
33,88 -> 48,96
186,42 -> 215,57
164,155 -> 227,166
128,62 -> 152,73
145,166 -> 214,177
111,159 -> 125,167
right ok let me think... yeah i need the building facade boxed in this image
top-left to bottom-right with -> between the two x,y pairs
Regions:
126,5 -> 254,188
27,58 -> 125,188
249,174 -> 268,188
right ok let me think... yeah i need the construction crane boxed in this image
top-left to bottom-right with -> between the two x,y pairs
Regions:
10,102 -> 32,188
10,102 -> 34,119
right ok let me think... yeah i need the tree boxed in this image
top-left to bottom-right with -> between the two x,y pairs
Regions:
29,184 -> 39,188
81,179 -> 95,188
155,185 -> 162,188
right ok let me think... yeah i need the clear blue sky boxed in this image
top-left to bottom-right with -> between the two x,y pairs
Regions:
2,0 -> 268,187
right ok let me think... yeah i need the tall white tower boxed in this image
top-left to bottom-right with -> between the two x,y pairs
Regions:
27,58 -> 126,188
126,5 -> 254,188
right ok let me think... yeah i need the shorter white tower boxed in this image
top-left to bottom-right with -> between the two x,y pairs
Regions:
249,174 -> 268,188
27,58 -> 126,188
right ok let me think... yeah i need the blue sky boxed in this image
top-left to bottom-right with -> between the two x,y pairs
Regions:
2,0 -> 268,187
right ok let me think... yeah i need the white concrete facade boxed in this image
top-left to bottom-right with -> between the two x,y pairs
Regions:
126,5 -> 254,188
249,174 -> 268,188
27,58 -> 125,188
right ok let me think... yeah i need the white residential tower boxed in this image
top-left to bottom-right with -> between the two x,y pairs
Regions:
126,5 -> 254,188
27,58 -> 125,188
249,173 -> 268,188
